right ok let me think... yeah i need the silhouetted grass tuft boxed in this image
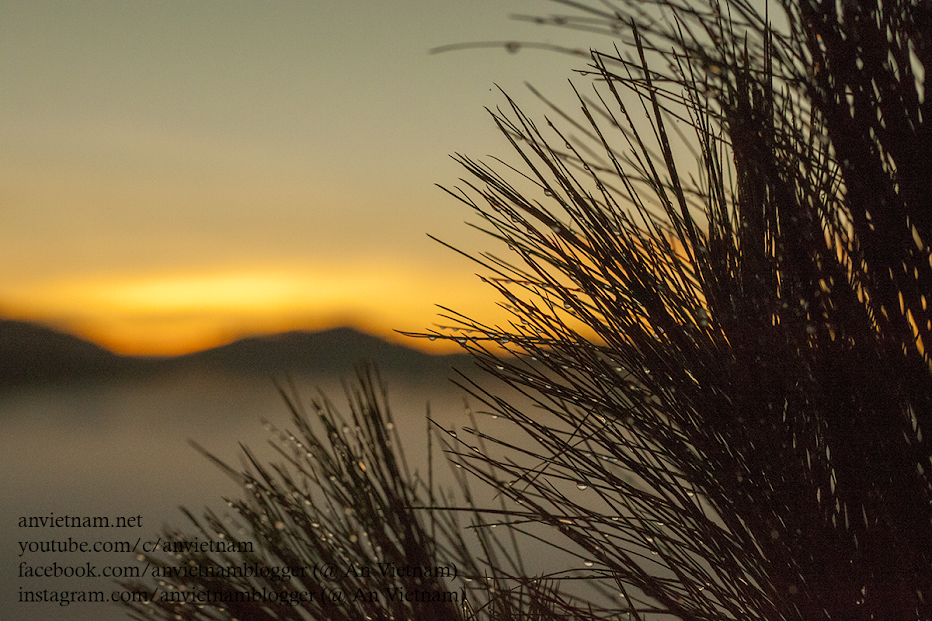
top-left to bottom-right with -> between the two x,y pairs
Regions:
119,367 -> 590,620
122,1 -> 931,619
411,0 -> 932,618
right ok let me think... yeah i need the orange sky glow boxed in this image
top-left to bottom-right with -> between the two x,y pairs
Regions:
0,1 -> 622,357
0,264 -> 513,356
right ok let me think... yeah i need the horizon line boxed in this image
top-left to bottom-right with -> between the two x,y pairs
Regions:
1,316 -> 470,359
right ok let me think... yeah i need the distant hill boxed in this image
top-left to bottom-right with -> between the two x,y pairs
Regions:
169,327 -> 473,376
0,320 -> 126,388
0,320 -> 473,391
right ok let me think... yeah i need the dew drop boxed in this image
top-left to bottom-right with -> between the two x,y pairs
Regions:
274,521 -> 286,530
576,483 -> 588,490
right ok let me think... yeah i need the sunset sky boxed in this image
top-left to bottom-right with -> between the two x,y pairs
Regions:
1,0 -> 600,355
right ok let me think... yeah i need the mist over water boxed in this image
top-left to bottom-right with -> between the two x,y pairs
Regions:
1,367 -> 491,621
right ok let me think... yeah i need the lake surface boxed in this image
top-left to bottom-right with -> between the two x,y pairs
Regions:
2,366 -> 513,621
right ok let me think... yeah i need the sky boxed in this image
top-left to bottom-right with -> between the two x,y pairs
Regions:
0,0 -> 608,355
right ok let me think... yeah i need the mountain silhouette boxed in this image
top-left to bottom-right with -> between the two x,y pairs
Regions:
0,320 -> 472,390
170,327 -> 471,376
0,319 -> 125,388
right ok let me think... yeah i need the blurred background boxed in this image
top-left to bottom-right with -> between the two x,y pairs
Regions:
1,2 -> 597,618
1,0 -> 595,356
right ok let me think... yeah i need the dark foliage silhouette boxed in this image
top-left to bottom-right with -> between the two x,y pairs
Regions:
122,0 -> 931,619
120,367 -> 588,620
416,0 -> 932,618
